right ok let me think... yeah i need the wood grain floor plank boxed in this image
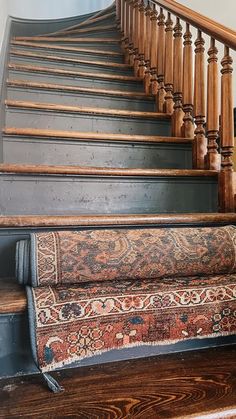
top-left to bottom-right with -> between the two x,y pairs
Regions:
0,345 -> 236,418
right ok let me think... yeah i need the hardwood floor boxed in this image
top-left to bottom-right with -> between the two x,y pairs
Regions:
1,345 -> 236,418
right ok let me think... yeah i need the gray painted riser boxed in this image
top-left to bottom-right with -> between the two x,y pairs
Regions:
10,55 -> 133,76
20,42 -> 123,52
0,175 -> 218,215
11,45 -> 124,63
8,70 -> 144,92
3,137 -> 192,169
54,31 -> 120,38
6,110 -> 171,135
7,88 -> 156,111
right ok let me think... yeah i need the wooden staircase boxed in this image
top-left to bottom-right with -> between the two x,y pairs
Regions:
0,0 -> 236,414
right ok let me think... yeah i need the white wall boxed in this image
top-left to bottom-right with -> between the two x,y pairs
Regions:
0,0 -> 9,52
178,0 -> 235,31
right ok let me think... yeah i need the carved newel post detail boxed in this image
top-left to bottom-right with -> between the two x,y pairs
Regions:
156,8 -> 166,112
172,17 -> 184,136
150,4 -> 158,95
193,30 -> 207,168
219,46 -> 235,212
164,12 -> 174,114
206,38 -> 221,170
182,23 -> 194,138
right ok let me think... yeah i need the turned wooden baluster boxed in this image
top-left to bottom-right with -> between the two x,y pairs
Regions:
138,0 -> 146,78
219,46 -> 234,212
182,23 -> 194,138
127,1 -> 134,65
120,0 -> 125,38
164,12 -> 174,114
150,4 -> 158,95
193,30 -> 207,168
116,0 -> 121,26
129,0 -> 136,66
134,0 -> 140,76
172,17 -> 183,136
122,0 -> 130,60
206,38 -> 220,170
157,8 -> 166,112
144,1 -> 152,94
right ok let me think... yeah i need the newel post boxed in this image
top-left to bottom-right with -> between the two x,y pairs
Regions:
219,46 -> 235,212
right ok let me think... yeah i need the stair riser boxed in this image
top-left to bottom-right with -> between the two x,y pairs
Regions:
10,56 -> 133,76
11,46 -> 124,63
8,70 -> 144,92
0,174 -> 218,215
7,88 -> 155,111
55,31 -> 120,38
6,109 -> 171,136
19,41 -> 122,52
3,137 -> 192,169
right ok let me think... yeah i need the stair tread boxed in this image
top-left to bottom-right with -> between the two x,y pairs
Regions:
11,41 -> 123,56
7,80 -> 154,101
10,49 -> 130,69
4,127 -> 192,144
13,36 -> 121,43
61,24 -> 117,34
1,345 -> 235,417
9,63 -> 142,82
0,163 -> 218,177
0,213 -> 236,228
0,279 -> 26,314
6,100 -> 169,119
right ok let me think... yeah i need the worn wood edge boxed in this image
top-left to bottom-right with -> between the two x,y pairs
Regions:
55,24 -> 117,35
152,0 -> 236,50
0,279 -> 27,314
10,41 -> 123,57
7,80 -> 153,101
8,63 -> 142,82
0,213 -> 236,229
10,49 -> 131,69
12,36 -> 121,43
4,128 -> 193,144
0,163 -> 218,177
5,100 -> 170,120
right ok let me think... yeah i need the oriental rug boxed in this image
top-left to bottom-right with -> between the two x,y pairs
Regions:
27,274 -> 236,373
17,225 -> 236,286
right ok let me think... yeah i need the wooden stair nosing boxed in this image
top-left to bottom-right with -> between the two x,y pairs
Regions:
10,49 -> 131,69
0,279 -> 26,314
0,163 -> 218,177
8,63 -> 142,83
11,41 -> 123,57
7,80 -> 154,101
0,213 -> 236,229
55,24 -> 118,35
13,36 -> 121,43
5,100 -> 170,120
4,128 -> 193,145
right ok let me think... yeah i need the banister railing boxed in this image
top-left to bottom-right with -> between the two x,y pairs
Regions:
115,0 -> 236,212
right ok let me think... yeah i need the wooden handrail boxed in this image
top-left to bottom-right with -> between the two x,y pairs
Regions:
116,0 -> 235,212
151,0 -> 236,50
